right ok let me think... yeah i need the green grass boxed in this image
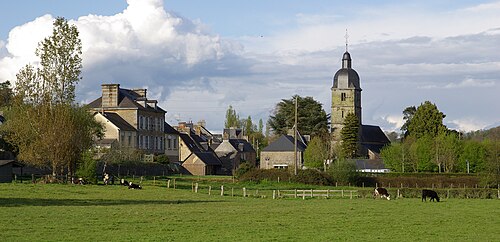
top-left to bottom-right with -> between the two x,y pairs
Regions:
1,183 -> 499,241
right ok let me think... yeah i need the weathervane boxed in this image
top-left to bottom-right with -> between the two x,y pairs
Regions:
345,29 -> 349,52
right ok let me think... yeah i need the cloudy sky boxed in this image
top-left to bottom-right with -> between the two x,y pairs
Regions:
1,0 -> 499,133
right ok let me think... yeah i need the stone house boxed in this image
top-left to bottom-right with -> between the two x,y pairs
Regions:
164,122 -> 179,162
215,128 -> 256,174
177,122 -> 222,175
260,133 -> 307,170
88,84 -> 167,155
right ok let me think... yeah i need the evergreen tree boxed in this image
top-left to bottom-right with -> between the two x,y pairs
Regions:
340,112 -> 359,159
224,105 -> 240,128
407,101 -> 447,139
267,95 -> 328,136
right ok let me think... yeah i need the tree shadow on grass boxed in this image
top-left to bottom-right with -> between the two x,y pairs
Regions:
0,198 -> 224,207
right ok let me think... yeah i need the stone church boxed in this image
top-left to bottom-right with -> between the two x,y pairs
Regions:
331,48 -> 390,159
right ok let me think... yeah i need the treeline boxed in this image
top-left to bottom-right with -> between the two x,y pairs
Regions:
381,101 -> 499,186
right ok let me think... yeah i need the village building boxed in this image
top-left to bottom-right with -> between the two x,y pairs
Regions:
88,84 -> 167,155
260,131 -> 307,169
176,121 -> 222,175
214,128 -> 256,174
164,122 -> 179,163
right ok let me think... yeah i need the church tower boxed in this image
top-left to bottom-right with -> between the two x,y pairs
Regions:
331,42 -> 362,140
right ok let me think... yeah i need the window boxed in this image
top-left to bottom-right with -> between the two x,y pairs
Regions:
152,117 -> 156,131
139,135 -> 143,148
341,93 -> 346,101
342,110 -> 344,118
167,138 -> 172,150
128,134 -> 131,146
173,138 -> 177,149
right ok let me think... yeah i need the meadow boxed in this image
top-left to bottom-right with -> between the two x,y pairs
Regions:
0,182 -> 499,241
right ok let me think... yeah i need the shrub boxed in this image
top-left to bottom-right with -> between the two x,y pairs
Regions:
294,169 -> 333,185
329,159 -> 359,185
75,151 -> 98,184
234,161 -> 255,178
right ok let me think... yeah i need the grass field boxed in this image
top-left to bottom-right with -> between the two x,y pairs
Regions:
1,183 -> 499,241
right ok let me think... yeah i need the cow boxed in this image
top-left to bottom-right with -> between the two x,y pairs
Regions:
374,187 -> 391,200
422,189 -> 440,202
120,179 -> 130,186
128,182 -> 142,189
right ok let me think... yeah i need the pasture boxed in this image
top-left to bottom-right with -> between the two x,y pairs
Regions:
0,183 -> 499,241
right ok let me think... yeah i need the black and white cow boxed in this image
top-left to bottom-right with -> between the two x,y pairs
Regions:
128,182 -> 142,189
120,179 -> 130,186
422,189 -> 440,202
374,187 -> 391,200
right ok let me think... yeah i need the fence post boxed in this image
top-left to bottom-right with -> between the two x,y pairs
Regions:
221,185 -> 224,196
195,183 -> 199,193
327,189 -> 330,198
208,186 -> 211,195
278,176 -> 280,183
243,187 -> 246,197
376,183 -> 378,188
278,190 -> 281,198
401,183 -> 403,188
231,188 -> 234,197
336,182 -> 338,187
273,190 -> 276,199
295,189 -> 297,198
191,182 -> 194,191
167,180 -> 171,189
302,190 -> 306,200
342,190 -> 344,198
310,189 -> 313,198
362,182 -> 364,188
397,189 -> 400,198
153,176 -> 156,185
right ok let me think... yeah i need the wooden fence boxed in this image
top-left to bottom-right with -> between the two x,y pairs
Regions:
278,189 -> 358,199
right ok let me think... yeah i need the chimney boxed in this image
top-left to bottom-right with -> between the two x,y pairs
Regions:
101,84 -> 120,108
132,88 -> 147,98
147,100 -> 157,110
197,120 -> 206,128
238,143 -> 244,152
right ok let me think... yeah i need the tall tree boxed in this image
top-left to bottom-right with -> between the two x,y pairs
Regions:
267,95 -> 328,136
401,106 -> 416,138
224,105 -> 240,128
258,119 -> 264,134
340,112 -> 359,159
407,101 -> 447,139
1,17 -> 102,178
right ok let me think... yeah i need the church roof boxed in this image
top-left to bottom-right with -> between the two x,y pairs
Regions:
360,125 -> 390,154
332,51 -> 361,89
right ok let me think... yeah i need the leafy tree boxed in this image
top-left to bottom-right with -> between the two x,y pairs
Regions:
407,101 -> 447,139
75,150 -> 98,184
304,136 -> 329,169
340,112 -> 359,159
401,106 -> 416,138
267,95 -> 328,136
258,119 -> 264,134
414,135 -> 436,172
480,138 -> 500,187
435,131 -> 461,172
225,105 -> 240,128
329,159 -> 359,185
380,142 -> 403,172
1,17 -> 102,178
458,140 -> 487,173
0,81 -> 13,108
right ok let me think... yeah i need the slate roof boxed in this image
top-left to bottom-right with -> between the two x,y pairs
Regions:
87,88 -> 166,113
100,112 -> 136,131
262,135 -> 307,152
228,139 -> 255,153
360,125 -> 390,144
0,160 -> 24,167
179,133 -> 222,166
164,122 -> 179,135
354,159 -> 386,170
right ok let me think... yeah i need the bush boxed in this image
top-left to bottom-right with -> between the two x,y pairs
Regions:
329,160 -> 360,185
234,161 -> 255,178
294,169 -> 333,185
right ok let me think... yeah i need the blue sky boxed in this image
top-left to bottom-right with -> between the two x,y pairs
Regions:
1,0 -> 499,133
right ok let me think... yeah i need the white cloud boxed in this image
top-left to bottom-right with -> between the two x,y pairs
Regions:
447,118 -> 489,132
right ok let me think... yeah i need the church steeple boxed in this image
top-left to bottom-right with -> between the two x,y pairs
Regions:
342,29 -> 352,69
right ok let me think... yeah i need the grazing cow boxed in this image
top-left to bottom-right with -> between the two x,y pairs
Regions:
120,179 -> 130,186
374,187 -> 391,200
422,189 -> 440,202
128,182 -> 142,189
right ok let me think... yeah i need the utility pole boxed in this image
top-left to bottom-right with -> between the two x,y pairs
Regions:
294,96 -> 298,176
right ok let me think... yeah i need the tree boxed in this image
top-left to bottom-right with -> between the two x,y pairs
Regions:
406,101 -> 447,139
340,112 -> 359,159
258,119 -> 264,134
225,105 -> 240,128
401,106 -> 416,138
1,17 -> 102,178
267,95 -> 328,136
303,136 -> 329,169
435,131 -> 461,172
0,81 -> 13,108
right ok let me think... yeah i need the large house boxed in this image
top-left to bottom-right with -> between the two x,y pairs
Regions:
164,122 -> 179,163
88,84 -> 167,155
215,128 -> 256,174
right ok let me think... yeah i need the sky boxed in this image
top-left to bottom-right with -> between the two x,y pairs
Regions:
1,0 -> 499,134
